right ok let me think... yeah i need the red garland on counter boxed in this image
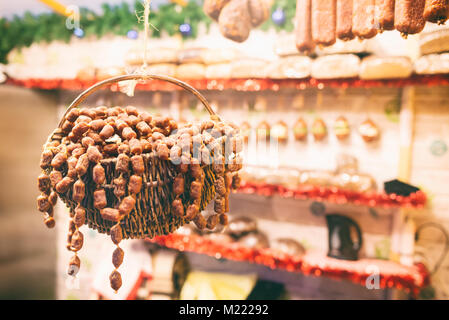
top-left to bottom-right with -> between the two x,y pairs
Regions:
148,233 -> 430,296
6,74 -> 449,91
237,181 -> 427,209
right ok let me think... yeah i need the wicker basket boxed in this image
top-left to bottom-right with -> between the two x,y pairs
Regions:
44,74 -> 221,239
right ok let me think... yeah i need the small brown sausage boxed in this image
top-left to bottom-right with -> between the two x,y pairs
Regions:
129,138 -> 143,155
232,174 -> 241,189
66,108 -> 80,122
110,270 -> 122,291
116,154 -> 130,173
112,247 -> 124,268
72,179 -> 85,203
190,181 -> 202,200
193,213 -> 207,230
136,121 -> 151,136
67,255 -> 80,276
90,119 -> 106,132
172,199 -> 184,217
87,145 -> 103,163
113,176 -> 127,198
61,120 -> 74,134
51,152 -> 67,170
37,194 -> 51,212
125,106 -> 139,116
75,154 -> 89,176
131,155 -> 145,175
73,206 -> 86,227
336,0 -> 355,40
90,164 -> 105,186
207,214 -> 220,229
103,143 -> 118,156
66,156 -> 78,179
375,0 -> 395,31
173,175 -> 185,196
110,224 -> 123,245
93,189 -> 107,209
118,196 -> 136,217
128,175 -> 143,194
156,143 -> 170,160
56,177 -> 74,193
38,173 -> 51,193
140,139 -> 152,153
44,216 -> 56,228
219,213 -> 229,226
185,204 -> 199,220
40,149 -> 54,169
394,0 -> 426,35
295,0 -> 316,52
118,143 -> 130,155
122,127 -> 137,140
115,119 -> 129,133
99,124 -> 115,140
214,196 -> 226,214
140,111 -> 153,125
423,0 -> 449,23
49,191 -> 58,206
49,170 -> 63,188
87,131 -> 103,145
79,108 -> 96,119
71,230 -> 84,251
72,147 -> 86,159
81,136 -> 95,148
214,176 -> 226,196
101,208 -> 121,222
72,122 -> 90,138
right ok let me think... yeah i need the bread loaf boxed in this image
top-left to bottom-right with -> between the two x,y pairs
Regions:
175,63 -> 206,79
311,54 -> 360,79
415,53 -> 449,74
264,56 -> 312,79
359,56 -> 412,79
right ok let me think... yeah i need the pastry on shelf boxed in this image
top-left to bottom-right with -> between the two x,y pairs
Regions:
227,216 -> 258,238
293,117 -> 308,141
175,63 -> 206,79
205,63 -> 232,79
359,118 -> 380,142
238,231 -> 270,250
317,38 -> 369,55
202,47 -> 242,65
256,120 -> 270,141
311,54 -> 360,79
230,58 -> 268,78
270,238 -> 306,257
415,53 -> 449,74
76,66 -> 96,82
299,170 -> 333,187
270,120 -> 289,143
178,47 -> 208,64
144,64 -> 177,77
311,117 -> 327,141
359,56 -> 413,79
96,66 -> 125,81
264,56 -> 312,79
334,116 -> 350,140
125,47 -> 179,65
419,27 -> 449,55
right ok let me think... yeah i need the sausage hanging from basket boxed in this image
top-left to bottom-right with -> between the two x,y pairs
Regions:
36,74 -> 244,291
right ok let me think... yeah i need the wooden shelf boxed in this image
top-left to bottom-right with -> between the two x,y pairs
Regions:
147,233 -> 430,295
6,74 -> 449,91
236,181 -> 427,209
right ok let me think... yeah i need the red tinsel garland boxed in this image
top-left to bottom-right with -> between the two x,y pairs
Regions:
237,181 -> 427,209
148,233 -> 430,297
6,74 -> 449,91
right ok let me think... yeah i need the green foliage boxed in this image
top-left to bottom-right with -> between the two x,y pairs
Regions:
0,0 -> 295,64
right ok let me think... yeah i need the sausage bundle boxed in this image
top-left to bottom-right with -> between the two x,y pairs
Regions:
37,106 -> 243,292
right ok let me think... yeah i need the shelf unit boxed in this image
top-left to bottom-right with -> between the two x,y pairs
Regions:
147,233 -> 430,296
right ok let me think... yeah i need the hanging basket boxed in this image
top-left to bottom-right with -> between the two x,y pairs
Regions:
36,74 -> 243,291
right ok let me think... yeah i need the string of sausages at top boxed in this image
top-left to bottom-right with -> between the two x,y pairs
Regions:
295,0 -> 449,53
37,105 -> 243,292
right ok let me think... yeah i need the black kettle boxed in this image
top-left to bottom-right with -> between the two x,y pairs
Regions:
326,214 -> 363,261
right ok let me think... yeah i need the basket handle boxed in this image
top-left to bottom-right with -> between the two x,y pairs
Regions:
59,74 -> 219,128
